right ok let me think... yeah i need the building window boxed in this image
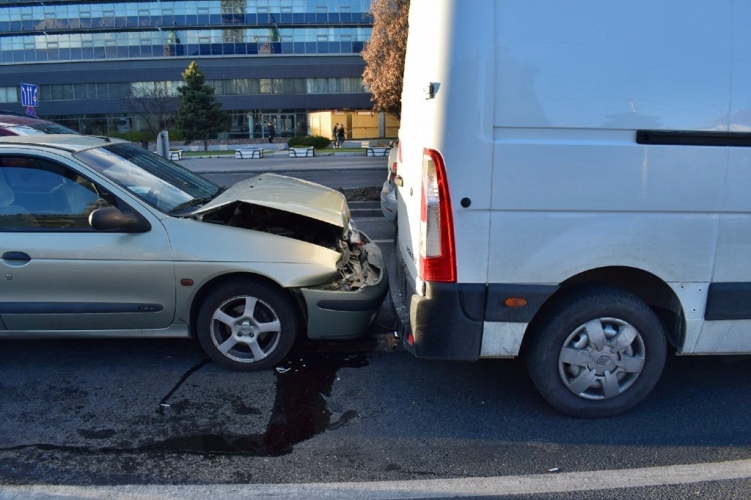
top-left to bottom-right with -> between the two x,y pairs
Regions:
38,77 -> 365,102
0,87 -> 19,103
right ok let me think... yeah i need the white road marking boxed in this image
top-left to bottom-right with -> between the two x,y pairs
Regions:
2,459 -> 751,499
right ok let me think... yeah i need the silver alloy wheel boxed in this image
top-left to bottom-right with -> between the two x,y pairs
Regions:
209,294 -> 282,364
558,317 -> 646,400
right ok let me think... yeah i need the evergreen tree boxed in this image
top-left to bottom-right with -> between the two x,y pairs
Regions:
176,61 -> 231,151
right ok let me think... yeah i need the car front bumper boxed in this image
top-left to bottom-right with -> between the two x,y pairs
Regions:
300,239 -> 389,339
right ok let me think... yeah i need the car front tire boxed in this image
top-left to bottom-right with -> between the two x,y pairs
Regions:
196,278 -> 298,371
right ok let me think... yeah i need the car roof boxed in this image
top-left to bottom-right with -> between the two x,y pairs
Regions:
0,113 -> 46,126
0,113 -> 80,134
0,134 -> 126,152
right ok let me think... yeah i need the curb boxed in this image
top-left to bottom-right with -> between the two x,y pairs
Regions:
192,166 -> 385,174
182,152 -> 368,159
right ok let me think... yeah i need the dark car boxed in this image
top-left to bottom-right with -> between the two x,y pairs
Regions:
0,112 -> 78,136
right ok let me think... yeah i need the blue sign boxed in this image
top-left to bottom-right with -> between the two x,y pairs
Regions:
20,83 -> 38,107
25,106 -> 36,117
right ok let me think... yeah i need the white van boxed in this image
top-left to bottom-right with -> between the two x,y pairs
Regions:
390,0 -> 751,417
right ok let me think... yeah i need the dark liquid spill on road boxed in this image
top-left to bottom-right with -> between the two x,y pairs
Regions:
156,358 -> 211,415
144,350 -> 369,456
2,348 -> 370,458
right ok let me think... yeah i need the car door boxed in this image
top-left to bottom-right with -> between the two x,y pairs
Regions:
0,152 -> 176,332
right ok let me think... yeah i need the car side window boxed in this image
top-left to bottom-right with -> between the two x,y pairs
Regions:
0,156 -> 112,231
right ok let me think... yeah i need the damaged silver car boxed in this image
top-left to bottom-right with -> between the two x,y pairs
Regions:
0,135 -> 387,370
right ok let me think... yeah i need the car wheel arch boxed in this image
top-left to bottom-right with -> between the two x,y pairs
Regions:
188,272 -> 303,338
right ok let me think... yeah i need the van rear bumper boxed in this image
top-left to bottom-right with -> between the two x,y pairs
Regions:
388,251 -> 558,361
389,252 -> 484,360
409,282 -> 486,360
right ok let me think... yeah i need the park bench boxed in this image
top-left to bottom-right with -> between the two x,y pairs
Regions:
289,146 -> 315,157
366,147 -> 391,157
235,147 -> 264,159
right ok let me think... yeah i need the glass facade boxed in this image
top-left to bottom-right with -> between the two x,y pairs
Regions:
0,1 -> 371,64
0,0 -> 374,139
0,86 -> 19,103
29,77 -> 364,102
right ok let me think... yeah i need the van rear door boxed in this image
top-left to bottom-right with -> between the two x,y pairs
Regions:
395,0 -> 495,291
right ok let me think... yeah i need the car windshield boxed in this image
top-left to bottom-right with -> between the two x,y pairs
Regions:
75,142 -> 222,213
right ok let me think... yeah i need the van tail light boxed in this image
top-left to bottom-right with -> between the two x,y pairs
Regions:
389,143 -> 400,182
419,148 -> 456,283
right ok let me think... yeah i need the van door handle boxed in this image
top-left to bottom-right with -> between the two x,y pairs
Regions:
2,252 -> 31,263
394,175 -> 404,187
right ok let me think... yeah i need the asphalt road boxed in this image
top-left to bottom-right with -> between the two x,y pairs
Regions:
185,153 -> 388,173
202,168 -> 385,191
184,154 -> 388,190
2,340 -> 751,498
2,164 -> 751,498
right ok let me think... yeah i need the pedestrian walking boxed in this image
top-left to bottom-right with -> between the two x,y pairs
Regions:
268,122 -> 275,143
332,123 -> 340,148
336,123 -> 345,148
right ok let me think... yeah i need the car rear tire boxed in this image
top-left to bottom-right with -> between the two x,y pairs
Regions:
196,278 -> 298,371
526,286 -> 667,418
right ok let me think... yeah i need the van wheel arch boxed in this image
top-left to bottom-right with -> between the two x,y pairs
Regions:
521,266 -> 684,356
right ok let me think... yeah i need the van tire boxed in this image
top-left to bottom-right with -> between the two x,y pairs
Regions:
526,286 -> 666,418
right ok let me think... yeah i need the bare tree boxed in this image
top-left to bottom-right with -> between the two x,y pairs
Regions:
121,82 -> 179,139
361,0 -> 409,120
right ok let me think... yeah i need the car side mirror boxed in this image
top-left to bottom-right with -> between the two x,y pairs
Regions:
89,206 -> 151,233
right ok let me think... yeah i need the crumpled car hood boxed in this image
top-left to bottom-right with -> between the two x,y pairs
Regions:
192,173 -> 351,228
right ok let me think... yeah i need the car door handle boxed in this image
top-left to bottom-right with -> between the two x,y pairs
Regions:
2,252 -> 31,263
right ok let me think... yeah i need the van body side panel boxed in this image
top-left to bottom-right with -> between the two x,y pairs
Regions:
487,209 -> 719,285
493,1 -> 732,131
700,148 -> 751,353
482,0 -> 733,356
730,0 -> 751,132
396,0 -> 495,288
488,130 -> 723,284
692,320 -> 751,354
487,0 -> 731,315
693,2 -> 751,354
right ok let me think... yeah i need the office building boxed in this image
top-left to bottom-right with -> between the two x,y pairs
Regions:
0,0 -> 373,139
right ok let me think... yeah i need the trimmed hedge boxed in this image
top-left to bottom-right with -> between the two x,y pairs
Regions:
288,135 -> 331,149
105,129 -> 185,143
106,130 -> 154,143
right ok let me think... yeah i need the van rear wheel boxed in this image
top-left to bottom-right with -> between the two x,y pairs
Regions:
526,287 -> 667,418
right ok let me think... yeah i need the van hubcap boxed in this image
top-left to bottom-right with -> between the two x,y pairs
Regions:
557,318 -> 646,400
